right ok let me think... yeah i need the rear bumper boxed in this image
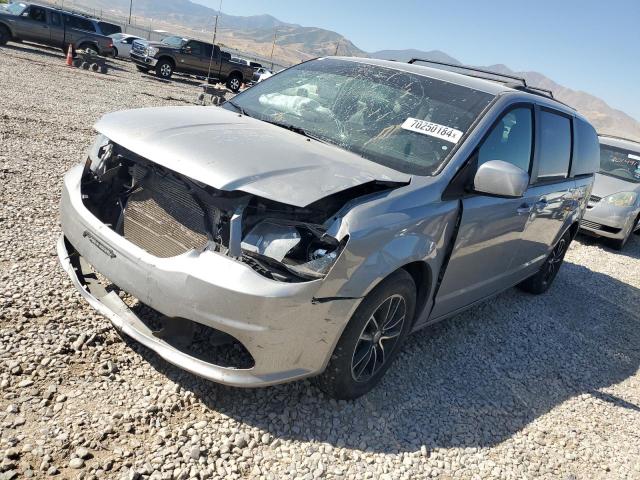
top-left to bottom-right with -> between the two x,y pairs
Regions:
130,52 -> 158,67
58,164 -> 359,387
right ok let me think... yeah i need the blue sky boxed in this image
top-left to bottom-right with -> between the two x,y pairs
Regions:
197,0 -> 640,122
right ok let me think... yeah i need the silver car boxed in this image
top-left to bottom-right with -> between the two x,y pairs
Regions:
57,57 -> 599,399
580,135 -> 640,249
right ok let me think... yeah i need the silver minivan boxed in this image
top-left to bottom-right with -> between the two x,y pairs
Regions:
580,135 -> 640,249
58,58 -> 599,399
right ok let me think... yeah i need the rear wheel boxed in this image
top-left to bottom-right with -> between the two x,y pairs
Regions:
518,229 -> 572,294
226,73 -> 242,92
0,25 -> 10,46
79,43 -> 98,56
314,269 -> 416,400
155,59 -> 174,79
112,47 -> 118,58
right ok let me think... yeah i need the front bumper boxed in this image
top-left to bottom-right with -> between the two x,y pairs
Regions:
58,165 -> 359,387
580,202 -> 639,239
130,52 -> 158,67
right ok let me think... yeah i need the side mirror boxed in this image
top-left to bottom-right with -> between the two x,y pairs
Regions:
183,46 -> 192,54
473,160 -> 529,198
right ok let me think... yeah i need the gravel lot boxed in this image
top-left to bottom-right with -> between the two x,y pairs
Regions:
1,42 -> 640,480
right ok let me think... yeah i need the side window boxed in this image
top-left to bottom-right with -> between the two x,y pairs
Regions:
123,37 -> 134,45
28,6 -> 47,23
571,119 -> 599,177
50,12 -> 61,26
536,110 -> 572,181
478,107 -> 533,173
66,16 -> 95,32
187,41 -> 203,56
203,43 -> 213,58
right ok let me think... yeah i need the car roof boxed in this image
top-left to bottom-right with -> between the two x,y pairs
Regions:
332,57 -> 573,109
599,135 -> 640,153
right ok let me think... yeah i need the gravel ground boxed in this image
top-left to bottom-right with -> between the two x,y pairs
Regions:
1,42 -> 640,480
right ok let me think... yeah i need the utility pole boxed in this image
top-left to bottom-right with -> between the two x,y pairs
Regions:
207,0 -> 223,83
270,27 -> 278,70
128,0 -> 133,25
334,39 -> 341,56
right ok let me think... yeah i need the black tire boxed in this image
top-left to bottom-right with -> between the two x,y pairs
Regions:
0,25 -> 10,46
518,229 -> 572,294
155,59 -> 174,79
226,73 -> 242,92
72,58 -> 81,68
100,65 -> 108,74
314,269 -> 416,400
136,65 -> 150,73
81,61 -> 90,70
90,63 -> 99,72
112,47 -> 118,58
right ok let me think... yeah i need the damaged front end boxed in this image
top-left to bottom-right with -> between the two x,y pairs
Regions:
80,134 -> 397,282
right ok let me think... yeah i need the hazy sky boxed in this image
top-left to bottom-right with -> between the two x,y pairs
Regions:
196,0 -> 640,122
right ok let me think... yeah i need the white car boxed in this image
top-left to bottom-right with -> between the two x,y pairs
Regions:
109,33 -> 142,58
252,67 -> 273,83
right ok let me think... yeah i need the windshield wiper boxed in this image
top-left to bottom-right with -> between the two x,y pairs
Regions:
226,100 -> 250,117
262,119 -> 329,144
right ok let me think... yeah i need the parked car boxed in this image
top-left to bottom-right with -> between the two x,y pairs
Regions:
580,135 -> 640,249
129,35 -> 252,91
57,57 -> 599,399
252,66 -> 273,83
0,2 -> 113,56
109,33 -> 141,58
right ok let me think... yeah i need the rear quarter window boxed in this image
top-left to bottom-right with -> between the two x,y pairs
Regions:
571,119 -> 599,177
535,109 -> 572,181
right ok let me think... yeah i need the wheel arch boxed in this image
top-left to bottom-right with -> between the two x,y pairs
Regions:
0,21 -> 14,38
157,55 -> 176,67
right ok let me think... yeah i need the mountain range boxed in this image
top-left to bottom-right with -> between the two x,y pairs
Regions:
58,0 -> 640,141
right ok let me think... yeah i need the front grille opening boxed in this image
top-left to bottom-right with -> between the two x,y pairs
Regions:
580,219 -> 622,234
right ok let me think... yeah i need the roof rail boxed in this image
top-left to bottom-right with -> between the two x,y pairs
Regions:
407,58 -> 556,100
598,133 -> 640,144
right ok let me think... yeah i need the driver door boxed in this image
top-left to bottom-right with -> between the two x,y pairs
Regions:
431,105 -> 535,319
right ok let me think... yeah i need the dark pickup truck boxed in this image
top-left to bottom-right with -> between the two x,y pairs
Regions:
0,2 -> 113,55
130,36 -> 253,92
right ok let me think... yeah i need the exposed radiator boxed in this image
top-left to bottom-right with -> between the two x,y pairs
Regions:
123,169 -> 212,258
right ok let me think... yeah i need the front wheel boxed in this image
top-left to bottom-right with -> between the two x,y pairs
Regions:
226,74 -> 242,92
518,229 -> 572,294
314,270 -> 416,400
155,59 -> 173,79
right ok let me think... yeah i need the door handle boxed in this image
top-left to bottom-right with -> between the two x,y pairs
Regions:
517,204 -> 533,215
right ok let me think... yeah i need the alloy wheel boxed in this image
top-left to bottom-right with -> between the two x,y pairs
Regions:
543,238 -> 567,283
230,78 -> 240,91
351,294 -> 406,382
160,64 -> 172,77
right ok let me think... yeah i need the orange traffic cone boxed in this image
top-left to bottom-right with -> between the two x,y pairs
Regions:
65,44 -> 73,66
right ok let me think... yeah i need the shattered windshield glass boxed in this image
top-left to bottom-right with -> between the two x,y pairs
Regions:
599,145 -> 640,183
226,58 -> 494,175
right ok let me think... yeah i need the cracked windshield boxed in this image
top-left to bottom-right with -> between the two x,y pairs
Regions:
227,58 -> 493,175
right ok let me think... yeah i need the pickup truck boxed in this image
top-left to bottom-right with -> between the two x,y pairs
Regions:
0,2 -> 113,56
130,36 -> 254,92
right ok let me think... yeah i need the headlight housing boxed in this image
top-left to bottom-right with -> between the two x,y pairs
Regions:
604,192 -> 638,207
241,220 -> 344,280
146,46 -> 158,57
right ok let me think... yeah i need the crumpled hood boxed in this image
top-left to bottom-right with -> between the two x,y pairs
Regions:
94,106 -> 410,207
592,172 -> 640,198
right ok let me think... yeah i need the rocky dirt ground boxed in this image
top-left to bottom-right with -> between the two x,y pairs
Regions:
1,42 -> 640,480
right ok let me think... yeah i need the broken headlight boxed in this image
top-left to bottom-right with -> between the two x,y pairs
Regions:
241,220 -> 344,280
86,133 -> 113,174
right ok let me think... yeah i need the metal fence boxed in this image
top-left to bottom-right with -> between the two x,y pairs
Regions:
38,0 -> 288,70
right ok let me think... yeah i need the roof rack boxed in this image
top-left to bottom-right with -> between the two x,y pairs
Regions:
407,58 -> 555,100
